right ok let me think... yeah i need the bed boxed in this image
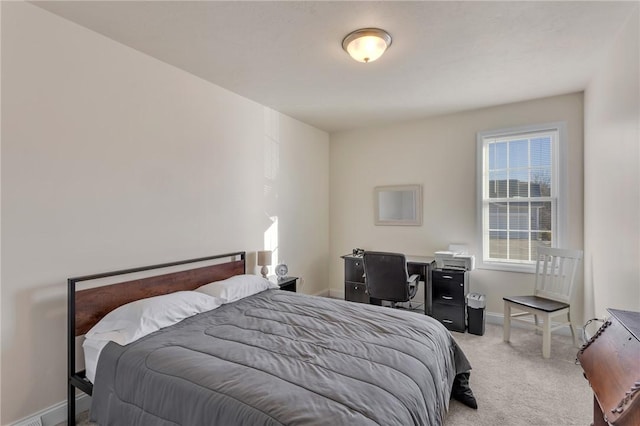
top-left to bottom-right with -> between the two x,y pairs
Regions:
68,251 -> 474,425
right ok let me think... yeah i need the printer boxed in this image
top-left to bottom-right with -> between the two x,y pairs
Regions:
434,244 -> 475,271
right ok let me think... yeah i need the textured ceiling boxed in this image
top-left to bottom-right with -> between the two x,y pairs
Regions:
33,1 -> 637,133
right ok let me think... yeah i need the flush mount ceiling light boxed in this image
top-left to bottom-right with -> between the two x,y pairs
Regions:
342,28 -> 392,63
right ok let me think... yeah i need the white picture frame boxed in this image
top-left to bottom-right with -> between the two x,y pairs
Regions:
374,184 -> 423,226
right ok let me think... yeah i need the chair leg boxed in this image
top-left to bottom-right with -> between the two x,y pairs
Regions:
503,301 -> 511,342
568,311 -> 578,347
569,323 -> 578,348
542,314 -> 551,358
534,314 -> 540,334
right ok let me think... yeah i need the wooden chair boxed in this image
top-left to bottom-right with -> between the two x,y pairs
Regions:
503,246 -> 583,358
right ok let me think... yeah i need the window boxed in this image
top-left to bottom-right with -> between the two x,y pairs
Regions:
477,123 -> 566,272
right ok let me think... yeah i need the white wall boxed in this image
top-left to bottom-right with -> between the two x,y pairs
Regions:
0,2 -> 328,424
584,7 -> 640,319
330,93 -> 584,319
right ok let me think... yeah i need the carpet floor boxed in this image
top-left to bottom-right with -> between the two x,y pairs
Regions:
68,323 -> 592,425
445,323 -> 591,425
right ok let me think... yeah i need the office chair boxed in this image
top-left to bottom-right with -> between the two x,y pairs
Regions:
503,246 -> 583,358
362,251 -> 419,308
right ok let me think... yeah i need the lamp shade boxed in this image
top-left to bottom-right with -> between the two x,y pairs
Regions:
257,250 -> 272,266
342,28 -> 392,63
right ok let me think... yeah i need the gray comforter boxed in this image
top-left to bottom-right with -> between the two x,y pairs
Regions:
91,290 -> 471,425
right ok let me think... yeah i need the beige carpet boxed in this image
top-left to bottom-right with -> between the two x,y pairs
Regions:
445,323 -> 591,425
68,323 -> 592,426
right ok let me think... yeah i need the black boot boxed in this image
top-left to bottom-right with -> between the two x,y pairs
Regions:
451,372 -> 478,409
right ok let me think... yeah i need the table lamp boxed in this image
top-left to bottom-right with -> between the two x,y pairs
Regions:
257,250 -> 272,278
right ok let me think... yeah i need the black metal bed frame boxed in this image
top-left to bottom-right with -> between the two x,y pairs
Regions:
67,251 -> 246,424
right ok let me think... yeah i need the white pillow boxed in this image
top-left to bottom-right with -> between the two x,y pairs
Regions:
195,274 -> 278,303
85,291 -> 222,346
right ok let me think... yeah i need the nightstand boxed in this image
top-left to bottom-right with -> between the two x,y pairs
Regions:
270,276 -> 298,292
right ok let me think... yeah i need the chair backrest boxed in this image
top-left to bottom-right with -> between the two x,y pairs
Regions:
362,251 -> 411,302
534,246 -> 583,303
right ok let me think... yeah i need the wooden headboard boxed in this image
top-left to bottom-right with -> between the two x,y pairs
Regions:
68,253 -> 245,375
69,252 -> 246,336
67,251 -> 246,419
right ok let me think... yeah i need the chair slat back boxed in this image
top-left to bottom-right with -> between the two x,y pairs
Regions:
534,247 -> 583,303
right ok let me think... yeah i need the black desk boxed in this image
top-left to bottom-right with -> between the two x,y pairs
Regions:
341,254 -> 435,314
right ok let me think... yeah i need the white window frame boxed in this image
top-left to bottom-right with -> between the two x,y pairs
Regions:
476,122 -> 567,273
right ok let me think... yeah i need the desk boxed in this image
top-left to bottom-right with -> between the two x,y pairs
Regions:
341,254 -> 435,314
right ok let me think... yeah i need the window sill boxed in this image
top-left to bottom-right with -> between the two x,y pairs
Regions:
476,261 -> 536,274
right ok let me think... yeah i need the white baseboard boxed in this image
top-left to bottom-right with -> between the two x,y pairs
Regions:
309,288 -> 330,298
329,289 -> 345,299
11,394 -> 92,426
486,311 -> 508,326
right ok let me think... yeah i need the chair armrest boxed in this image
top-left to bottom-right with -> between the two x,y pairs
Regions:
407,274 -> 419,285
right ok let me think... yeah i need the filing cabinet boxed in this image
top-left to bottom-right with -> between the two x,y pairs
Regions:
343,256 -> 369,303
431,269 -> 468,332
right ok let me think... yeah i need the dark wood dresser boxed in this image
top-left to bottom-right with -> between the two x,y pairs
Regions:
577,308 -> 640,426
